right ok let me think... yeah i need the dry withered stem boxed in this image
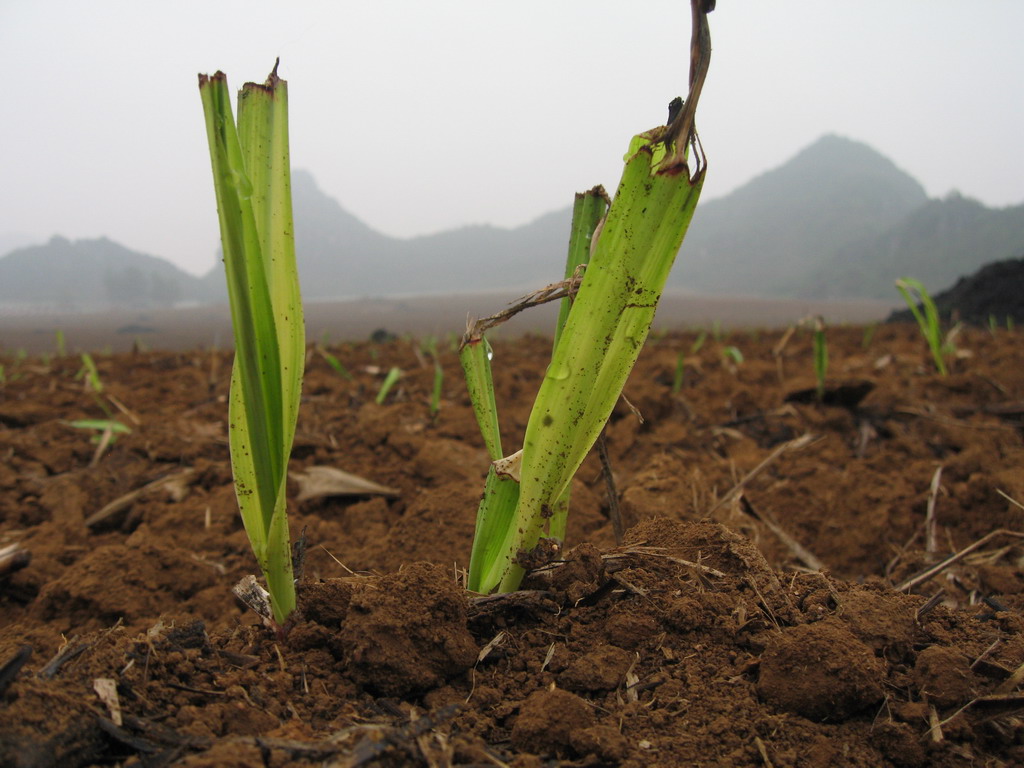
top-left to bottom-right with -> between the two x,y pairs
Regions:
895,528 -> 1024,593
739,494 -> 824,572
595,432 -> 624,544
462,271 -> 585,345
0,645 -> 32,697
85,468 -> 197,528
0,542 -> 31,577
705,433 -> 817,517
925,465 -> 943,555
326,703 -> 461,768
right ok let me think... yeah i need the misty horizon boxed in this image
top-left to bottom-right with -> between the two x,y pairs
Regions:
2,132 -> 1021,281
2,1 -> 1022,278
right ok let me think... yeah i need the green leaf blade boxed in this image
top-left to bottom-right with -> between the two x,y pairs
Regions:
478,138 -> 705,594
200,66 -> 302,623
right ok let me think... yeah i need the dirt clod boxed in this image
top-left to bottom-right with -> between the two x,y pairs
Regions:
757,619 -> 885,720
913,645 -> 977,708
558,645 -> 634,692
340,562 -> 477,697
510,687 -> 596,756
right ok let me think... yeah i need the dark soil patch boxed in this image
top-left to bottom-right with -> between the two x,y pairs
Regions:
2,324 -> 1024,766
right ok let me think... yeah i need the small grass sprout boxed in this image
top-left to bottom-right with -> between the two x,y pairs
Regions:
375,367 -> 403,405
810,316 -> 828,401
722,345 -> 744,366
55,329 -> 66,357
690,330 -> 707,355
79,352 -> 103,393
671,352 -> 686,394
861,323 -> 878,350
425,339 -> 444,418
319,348 -> 353,380
430,363 -> 444,418
76,353 -> 115,417
895,277 -> 948,375
199,61 -> 304,624
69,418 -> 131,444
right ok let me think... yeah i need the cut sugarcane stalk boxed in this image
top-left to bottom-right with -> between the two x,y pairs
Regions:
199,61 -> 304,624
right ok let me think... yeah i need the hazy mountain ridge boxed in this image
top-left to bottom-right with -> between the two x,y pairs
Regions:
803,193 -> 1024,299
672,135 -> 930,295
276,170 -> 571,298
3,135 -> 1023,309
0,236 -> 210,311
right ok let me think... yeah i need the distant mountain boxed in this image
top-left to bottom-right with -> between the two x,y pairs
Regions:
671,134 -> 929,295
277,135 -> 1022,303
4,135 -> 1023,311
801,193 -> 1024,299
206,137 -> 941,301
0,236 -> 207,311
199,170 -> 572,300
0,232 -> 40,258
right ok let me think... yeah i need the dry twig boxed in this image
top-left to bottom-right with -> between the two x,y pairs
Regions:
895,529 -> 1024,593
462,272 -> 585,344
85,468 -> 196,528
738,494 -> 824,572
705,434 -> 817,517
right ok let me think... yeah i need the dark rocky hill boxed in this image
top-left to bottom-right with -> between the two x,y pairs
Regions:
887,256 -> 1024,327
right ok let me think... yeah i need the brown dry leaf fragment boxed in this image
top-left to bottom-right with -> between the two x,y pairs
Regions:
291,465 -> 400,501
232,575 -> 274,625
93,677 -> 122,726
476,631 -> 507,665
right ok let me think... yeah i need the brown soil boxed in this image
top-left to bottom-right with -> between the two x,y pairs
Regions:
2,323 -> 1024,767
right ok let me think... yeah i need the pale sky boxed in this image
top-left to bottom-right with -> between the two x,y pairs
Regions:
2,1 -> 1022,277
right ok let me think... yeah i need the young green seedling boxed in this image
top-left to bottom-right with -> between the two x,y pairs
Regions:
79,353 -> 103,393
69,419 -> 131,444
464,1 -> 712,593
425,339 -> 444,418
690,331 -> 707,355
722,346 -> 744,366
671,352 -> 686,394
199,62 -> 304,625
319,348 -> 353,380
895,277 -> 947,375
811,316 -> 828,401
462,188 -> 608,589
375,367 -> 402,404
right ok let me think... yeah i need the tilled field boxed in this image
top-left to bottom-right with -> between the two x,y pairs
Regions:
2,323 -> 1023,767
